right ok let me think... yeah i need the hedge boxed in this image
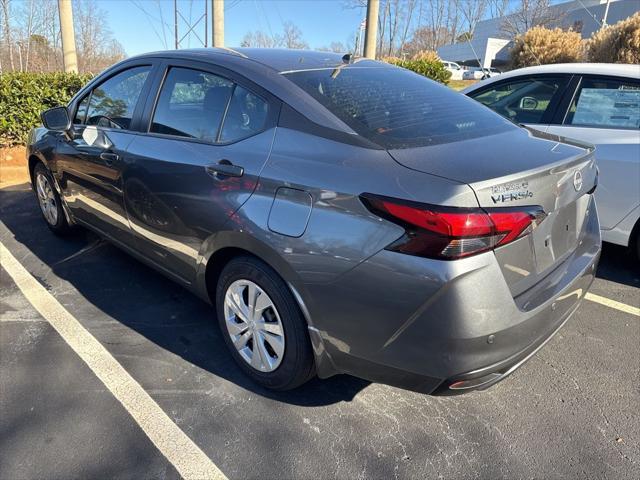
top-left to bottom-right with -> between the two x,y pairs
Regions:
383,55 -> 451,85
0,72 -> 93,147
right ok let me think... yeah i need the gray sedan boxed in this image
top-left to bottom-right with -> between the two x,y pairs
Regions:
28,49 -> 600,394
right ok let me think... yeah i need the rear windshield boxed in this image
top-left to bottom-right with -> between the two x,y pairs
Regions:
284,66 -> 514,149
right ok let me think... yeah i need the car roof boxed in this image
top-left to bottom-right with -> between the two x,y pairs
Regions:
121,47 -> 388,136
130,47 -> 382,73
461,63 -> 639,93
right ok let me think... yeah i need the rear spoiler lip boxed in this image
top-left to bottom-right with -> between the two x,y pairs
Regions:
521,125 -> 595,153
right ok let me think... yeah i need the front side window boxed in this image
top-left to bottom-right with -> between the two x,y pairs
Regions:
151,67 -> 233,142
285,66 -> 513,149
565,77 -> 640,129
74,94 -> 90,124
469,77 -> 565,125
85,66 -> 151,129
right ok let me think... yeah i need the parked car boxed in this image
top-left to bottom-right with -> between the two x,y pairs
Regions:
463,63 -> 640,258
28,49 -> 600,395
442,60 -> 464,80
463,67 -> 501,80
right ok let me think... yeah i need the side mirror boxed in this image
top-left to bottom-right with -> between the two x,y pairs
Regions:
520,97 -> 539,111
41,106 -> 71,131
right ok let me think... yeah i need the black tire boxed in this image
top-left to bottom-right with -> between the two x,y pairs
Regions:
216,256 -> 315,390
33,162 -> 71,235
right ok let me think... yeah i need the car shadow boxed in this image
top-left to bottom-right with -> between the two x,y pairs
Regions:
596,242 -> 640,289
0,185 -> 369,407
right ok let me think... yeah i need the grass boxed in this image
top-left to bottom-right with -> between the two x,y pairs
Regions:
448,79 -> 478,91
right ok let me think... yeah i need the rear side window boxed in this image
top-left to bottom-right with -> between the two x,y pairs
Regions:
469,77 -> 565,125
219,86 -> 269,143
565,77 -> 640,129
85,66 -> 151,129
151,67 -> 233,142
284,67 -> 513,149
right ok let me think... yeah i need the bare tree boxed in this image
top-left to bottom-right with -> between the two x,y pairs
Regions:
500,0 -> 557,37
344,0 -> 418,58
281,21 -> 309,49
72,0 -> 126,73
240,31 -> 282,48
241,21 -> 308,50
1,0 -> 15,71
456,0 -> 488,38
318,41 -> 348,53
1,0 -> 124,73
487,0 -> 510,19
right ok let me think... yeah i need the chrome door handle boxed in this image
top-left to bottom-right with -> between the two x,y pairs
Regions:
100,152 -> 119,165
205,161 -> 244,179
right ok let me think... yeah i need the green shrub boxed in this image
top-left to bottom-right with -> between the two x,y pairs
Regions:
0,72 -> 93,147
383,56 -> 451,85
587,12 -> 640,63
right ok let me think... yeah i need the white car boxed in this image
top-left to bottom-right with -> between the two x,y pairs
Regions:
442,60 -> 464,80
463,67 -> 501,80
463,63 -> 640,257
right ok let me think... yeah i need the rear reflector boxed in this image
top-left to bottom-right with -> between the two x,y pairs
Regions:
361,193 -> 546,260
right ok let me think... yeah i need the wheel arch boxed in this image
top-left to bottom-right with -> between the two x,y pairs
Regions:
198,231 -> 311,319
630,214 -> 640,259
197,230 -> 339,378
28,152 -> 47,186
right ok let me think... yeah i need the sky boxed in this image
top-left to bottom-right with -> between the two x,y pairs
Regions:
97,0 -> 366,56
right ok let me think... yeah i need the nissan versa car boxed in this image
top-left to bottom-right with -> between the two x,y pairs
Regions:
28,49 -> 601,394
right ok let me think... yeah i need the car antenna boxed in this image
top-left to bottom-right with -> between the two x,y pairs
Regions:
342,53 -> 355,64
331,53 -> 355,79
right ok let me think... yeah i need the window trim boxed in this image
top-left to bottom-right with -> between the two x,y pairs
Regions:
73,91 -> 91,125
144,62 -> 276,147
467,74 -> 573,126
559,74 -> 640,131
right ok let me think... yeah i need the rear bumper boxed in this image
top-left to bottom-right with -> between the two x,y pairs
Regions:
306,197 -> 601,394
432,297 -> 581,395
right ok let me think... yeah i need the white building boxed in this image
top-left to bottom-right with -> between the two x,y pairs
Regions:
437,0 -> 640,69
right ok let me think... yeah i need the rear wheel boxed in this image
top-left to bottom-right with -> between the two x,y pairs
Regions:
216,256 -> 315,390
33,163 -> 71,235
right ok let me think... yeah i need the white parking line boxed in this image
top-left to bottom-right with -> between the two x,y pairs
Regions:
585,292 -> 640,317
0,242 -> 227,480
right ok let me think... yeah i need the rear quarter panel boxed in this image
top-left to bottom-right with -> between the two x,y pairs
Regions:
218,126 -> 479,335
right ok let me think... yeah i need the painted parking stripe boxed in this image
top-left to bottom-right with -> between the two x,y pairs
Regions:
0,242 -> 227,480
585,292 -> 640,317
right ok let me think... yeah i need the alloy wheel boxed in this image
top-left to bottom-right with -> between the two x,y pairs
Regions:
36,172 -> 58,226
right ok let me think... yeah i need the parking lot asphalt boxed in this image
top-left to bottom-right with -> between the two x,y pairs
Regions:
1,182 -> 639,480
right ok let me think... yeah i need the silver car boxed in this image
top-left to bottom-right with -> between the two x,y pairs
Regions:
463,63 -> 640,258
28,49 -> 600,394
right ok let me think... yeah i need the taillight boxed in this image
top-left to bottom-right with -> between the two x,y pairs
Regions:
361,193 -> 546,260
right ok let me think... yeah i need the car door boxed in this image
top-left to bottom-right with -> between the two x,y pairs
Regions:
56,62 -> 157,245
467,74 -> 572,131
123,60 -> 280,284
545,75 -> 640,236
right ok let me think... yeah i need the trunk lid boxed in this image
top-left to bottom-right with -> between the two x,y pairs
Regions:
389,128 -> 598,297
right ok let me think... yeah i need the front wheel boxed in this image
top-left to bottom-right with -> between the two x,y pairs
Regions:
216,256 -> 315,390
33,163 -> 71,235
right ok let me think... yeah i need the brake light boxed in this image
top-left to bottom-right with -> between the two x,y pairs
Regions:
361,193 -> 546,260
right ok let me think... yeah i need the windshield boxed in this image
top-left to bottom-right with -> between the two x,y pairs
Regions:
284,66 -> 514,149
